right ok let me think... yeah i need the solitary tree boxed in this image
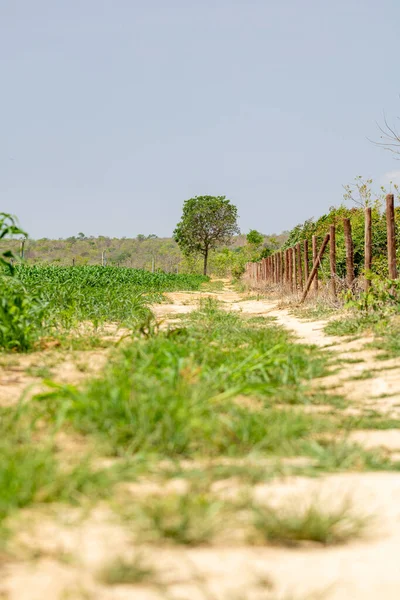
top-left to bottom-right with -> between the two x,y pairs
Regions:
173,195 -> 240,275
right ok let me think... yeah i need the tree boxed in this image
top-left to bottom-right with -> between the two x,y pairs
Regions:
373,112 -> 400,157
173,195 -> 240,275
246,229 -> 264,246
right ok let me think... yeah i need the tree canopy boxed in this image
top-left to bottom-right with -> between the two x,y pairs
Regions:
246,229 -> 264,246
173,196 -> 240,275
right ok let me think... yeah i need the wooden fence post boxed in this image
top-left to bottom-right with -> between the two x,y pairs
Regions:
277,253 -> 280,283
386,194 -> 398,279
292,247 -> 297,290
296,242 -> 303,291
271,254 -> 276,283
312,235 -> 318,294
288,249 -> 293,291
280,250 -> 284,283
343,218 -> 354,288
303,240 -> 309,282
364,207 -> 372,292
285,249 -> 290,288
301,233 -> 330,303
329,225 -> 336,299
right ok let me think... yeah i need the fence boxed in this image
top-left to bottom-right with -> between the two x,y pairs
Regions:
245,194 -> 398,303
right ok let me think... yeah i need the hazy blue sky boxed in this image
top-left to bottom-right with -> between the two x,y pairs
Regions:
1,0 -> 400,238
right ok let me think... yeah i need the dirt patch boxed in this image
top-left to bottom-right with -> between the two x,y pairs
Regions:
348,429 -> 400,452
0,349 -> 109,406
4,473 -> 400,600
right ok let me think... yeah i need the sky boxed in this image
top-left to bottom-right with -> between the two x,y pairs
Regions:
1,0 -> 400,239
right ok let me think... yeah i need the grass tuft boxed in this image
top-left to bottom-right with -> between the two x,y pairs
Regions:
251,499 -> 366,546
97,554 -> 155,585
128,492 -> 224,546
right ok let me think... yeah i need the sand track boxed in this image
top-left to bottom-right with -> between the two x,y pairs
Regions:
3,284 -> 400,599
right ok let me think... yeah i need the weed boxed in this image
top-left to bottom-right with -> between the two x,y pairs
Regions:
200,279 -> 225,292
324,315 -> 378,337
163,462 -> 275,485
348,371 -> 374,381
25,365 -> 53,379
368,322 -> 400,358
97,554 -> 155,585
302,439 -> 393,472
126,492 -> 224,545
291,304 -> 336,321
341,415 -> 400,430
251,499 -> 365,546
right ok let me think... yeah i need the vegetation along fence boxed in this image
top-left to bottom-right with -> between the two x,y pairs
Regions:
245,194 -> 398,303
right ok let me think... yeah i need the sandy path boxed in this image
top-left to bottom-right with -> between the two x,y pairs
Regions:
146,285 -> 400,599
4,284 -> 400,600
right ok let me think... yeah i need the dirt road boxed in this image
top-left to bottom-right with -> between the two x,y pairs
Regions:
153,285 -> 400,600
3,284 -> 400,600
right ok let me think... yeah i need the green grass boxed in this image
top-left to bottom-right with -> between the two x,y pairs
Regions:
251,499 -> 366,546
340,414 -> 400,430
116,484 -> 366,548
300,439 -> 395,472
161,463 -> 277,485
368,322 -> 400,357
325,311 -> 400,359
128,491 -> 224,545
37,300 -> 334,457
291,304 -> 336,321
348,371 -> 374,381
97,554 -> 155,585
0,403 -> 119,530
200,279 -> 225,292
324,314 -> 379,336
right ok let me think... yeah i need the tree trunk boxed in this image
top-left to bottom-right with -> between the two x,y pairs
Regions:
203,248 -> 208,276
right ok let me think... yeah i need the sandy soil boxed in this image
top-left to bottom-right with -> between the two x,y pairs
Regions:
3,284 -> 400,599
